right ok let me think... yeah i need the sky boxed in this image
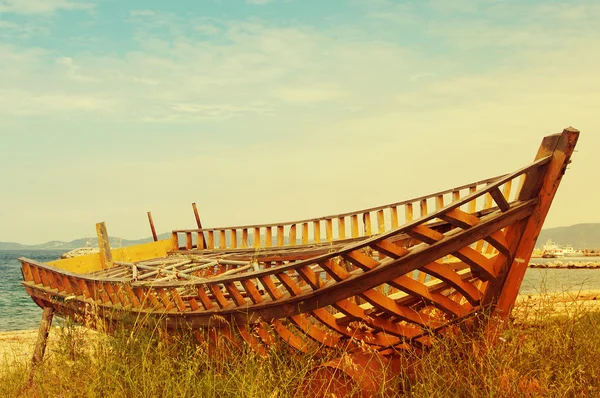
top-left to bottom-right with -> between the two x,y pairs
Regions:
0,0 -> 599,244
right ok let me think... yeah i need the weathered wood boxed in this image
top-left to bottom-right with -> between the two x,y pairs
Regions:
192,203 -> 206,249
96,222 -> 113,269
147,212 -> 158,242
31,307 -> 53,368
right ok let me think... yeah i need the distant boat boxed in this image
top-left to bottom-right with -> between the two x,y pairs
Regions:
562,244 -> 583,257
542,239 -> 564,258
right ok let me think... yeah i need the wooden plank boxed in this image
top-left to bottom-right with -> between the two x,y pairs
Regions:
155,288 -> 174,311
171,232 -> 180,251
342,250 -> 379,271
419,199 -> 428,217
319,259 -> 350,281
260,275 -> 283,300
439,208 -> 480,229
422,262 -> 482,305
407,225 -> 444,244
254,228 -> 261,248
371,240 -> 409,258
297,265 -> 323,289
326,219 -> 333,242
275,273 -> 302,296
224,283 -> 247,306
436,195 -> 444,210
186,232 -> 193,250
196,287 -> 214,310
231,229 -> 238,249
96,222 -> 113,269
468,186 -> 477,213
219,230 -> 227,249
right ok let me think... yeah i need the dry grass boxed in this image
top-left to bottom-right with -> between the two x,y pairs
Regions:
2,294 -> 600,397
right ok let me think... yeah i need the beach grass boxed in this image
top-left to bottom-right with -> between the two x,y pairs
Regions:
2,293 -> 600,397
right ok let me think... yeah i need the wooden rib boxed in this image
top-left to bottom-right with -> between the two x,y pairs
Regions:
391,207 -> 399,229
439,208 -> 480,229
277,225 -> 284,246
326,219 -> 333,242
237,325 -> 267,356
103,283 -> 119,306
77,279 -> 91,299
302,223 -> 309,244
289,224 -> 297,246
219,230 -> 227,249
319,259 -> 350,281
231,229 -> 238,249
196,232 -> 206,249
60,275 -> 74,294
422,263 -> 482,305
260,275 -> 283,300
468,185 -> 477,213
207,231 -> 215,249
241,280 -> 263,304
242,228 -> 248,248
342,250 -> 380,271
490,186 -> 510,212
502,179 -> 513,201
377,210 -> 385,233
124,285 -> 141,308
363,212 -> 372,236
420,199 -> 428,217
275,273 -> 302,296
407,225 -> 444,244
454,247 -> 497,281
171,232 -> 179,251
22,263 -> 33,282
265,227 -> 272,247
371,240 -> 409,258
210,285 -> 231,308
170,289 -> 187,312
389,276 -> 466,318
30,266 -> 42,285
290,314 -> 338,347
313,221 -> 321,243
338,217 -> 346,239
360,289 -> 437,327
195,287 -> 214,310
224,283 -> 247,306
186,232 -> 193,250
405,203 -> 414,222
452,190 -> 460,202
253,227 -> 261,248
436,195 -> 444,210
271,320 -> 308,353
333,299 -> 422,339
351,215 -> 359,237
297,265 -> 324,289
484,230 -> 511,258
155,288 -> 174,310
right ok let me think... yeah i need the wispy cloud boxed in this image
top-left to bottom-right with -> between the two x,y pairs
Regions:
0,0 -> 94,14
246,0 -> 277,5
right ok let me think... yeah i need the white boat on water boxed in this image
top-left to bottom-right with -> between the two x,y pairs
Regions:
562,244 -> 583,257
541,239 -> 564,258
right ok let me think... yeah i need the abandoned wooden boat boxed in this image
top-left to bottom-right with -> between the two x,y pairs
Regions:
20,127 -> 578,382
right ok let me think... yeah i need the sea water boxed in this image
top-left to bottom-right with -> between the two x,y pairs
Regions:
1,251 -> 600,332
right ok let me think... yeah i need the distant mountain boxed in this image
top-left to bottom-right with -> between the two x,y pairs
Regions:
2,224 -> 599,252
0,233 -> 172,251
537,223 -> 600,249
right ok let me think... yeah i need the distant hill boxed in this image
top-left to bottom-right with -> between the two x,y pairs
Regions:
0,233 -> 171,251
2,224 -> 599,252
537,223 -> 600,249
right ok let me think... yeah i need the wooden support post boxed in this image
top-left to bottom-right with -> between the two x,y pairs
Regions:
96,222 -> 113,269
147,211 -> 158,242
29,307 -> 54,382
192,203 -> 206,249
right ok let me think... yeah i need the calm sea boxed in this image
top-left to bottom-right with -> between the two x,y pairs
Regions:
1,251 -> 600,332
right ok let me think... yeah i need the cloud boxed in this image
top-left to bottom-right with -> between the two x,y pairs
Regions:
246,0 -> 276,5
0,0 -> 94,14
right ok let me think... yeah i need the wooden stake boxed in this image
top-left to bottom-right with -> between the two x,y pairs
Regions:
29,307 -> 54,382
147,211 -> 158,242
96,222 -> 113,269
192,203 -> 206,249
